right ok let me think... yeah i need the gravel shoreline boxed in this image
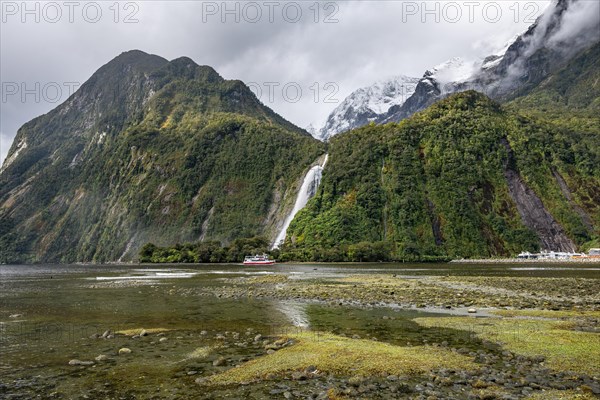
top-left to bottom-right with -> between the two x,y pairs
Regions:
450,258 -> 600,264
198,274 -> 600,312
4,271 -> 598,399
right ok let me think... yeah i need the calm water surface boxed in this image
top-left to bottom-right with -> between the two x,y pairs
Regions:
0,262 -> 597,398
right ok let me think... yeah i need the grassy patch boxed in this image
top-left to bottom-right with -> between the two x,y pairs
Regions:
524,389 -> 598,400
246,274 -> 289,284
491,310 -> 600,319
204,332 -> 476,386
414,317 -> 599,376
187,346 -> 214,359
338,275 -> 418,287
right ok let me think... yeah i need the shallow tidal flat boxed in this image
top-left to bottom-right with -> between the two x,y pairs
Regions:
0,264 -> 599,399
207,273 -> 600,312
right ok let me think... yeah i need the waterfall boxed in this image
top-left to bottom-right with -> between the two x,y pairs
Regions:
272,154 -> 328,249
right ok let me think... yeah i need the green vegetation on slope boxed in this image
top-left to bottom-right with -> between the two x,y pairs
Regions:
0,51 -> 324,263
2,46 -> 598,264
507,43 -> 600,134
505,42 -> 600,251
283,91 -> 599,261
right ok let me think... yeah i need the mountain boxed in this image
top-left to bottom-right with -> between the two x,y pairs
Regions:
283,91 -> 599,261
506,42 -> 600,134
474,0 -> 600,101
382,0 -> 600,124
381,58 -> 476,124
318,76 -> 420,140
0,50 -> 324,263
319,0 -> 599,133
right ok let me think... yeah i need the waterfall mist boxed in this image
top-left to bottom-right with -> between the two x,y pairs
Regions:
272,154 -> 329,249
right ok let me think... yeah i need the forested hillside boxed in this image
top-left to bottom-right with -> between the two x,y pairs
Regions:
0,51 -> 324,263
283,91 -> 599,261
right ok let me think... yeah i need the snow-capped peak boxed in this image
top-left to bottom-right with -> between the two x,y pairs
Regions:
305,123 -> 318,137
481,34 -> 520,70
424,57 -> 477,85
362,76 -> 420,114
317,75 -> 420,140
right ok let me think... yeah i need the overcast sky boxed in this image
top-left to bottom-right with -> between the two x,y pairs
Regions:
1,0 -> 553,164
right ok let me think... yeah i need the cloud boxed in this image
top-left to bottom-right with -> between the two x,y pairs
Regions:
485,0 -> 599,97
548,0 -> 600,50
1,0 -> 552,165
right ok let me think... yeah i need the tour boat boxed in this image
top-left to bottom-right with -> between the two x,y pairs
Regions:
243,254 -> 276,265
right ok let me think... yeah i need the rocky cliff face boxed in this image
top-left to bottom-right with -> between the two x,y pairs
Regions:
1,51 -> 168,179
502,139 -> 576,252
504,168 -> 576,252
0,51 -> 324,263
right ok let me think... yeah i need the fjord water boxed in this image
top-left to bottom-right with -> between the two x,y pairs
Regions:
0,263 -> 597,398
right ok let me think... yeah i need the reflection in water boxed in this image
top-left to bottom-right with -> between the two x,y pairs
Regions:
273,300 -> 310,328
93,272 -> 198,280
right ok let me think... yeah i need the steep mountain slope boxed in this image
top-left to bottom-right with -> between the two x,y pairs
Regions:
475,0 -> 600,101
506,42 -> 600,134
284,91 -> 599,261
318,76 -> 419,140
0,50 -> 324,263
382,0 -> 599,124
318,0 -> 598,133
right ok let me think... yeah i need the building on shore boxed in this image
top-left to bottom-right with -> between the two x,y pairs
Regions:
517,250 -> 584,260
587,248 -> 600,258
517,251 -> 537,259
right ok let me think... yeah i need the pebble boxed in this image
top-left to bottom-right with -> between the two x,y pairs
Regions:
213,357 -> 227,367
6,275 -> 596,399
159,337 -> 168,343
118,348 -> 132,355
348,376 -> 364,387
94,355 -> 109,361
471,379 -> 488,388
68,359 -> 94,366
291,371 -> 307,381
304,365 -> 317,374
